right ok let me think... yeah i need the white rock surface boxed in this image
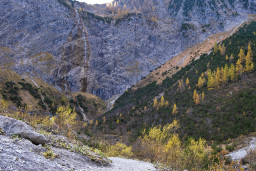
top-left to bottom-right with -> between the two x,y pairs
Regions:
227,137 -> 256,161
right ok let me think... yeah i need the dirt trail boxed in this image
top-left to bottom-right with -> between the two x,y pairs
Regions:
134,17 -> 254,89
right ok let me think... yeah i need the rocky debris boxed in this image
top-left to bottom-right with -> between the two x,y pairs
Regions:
0,135 -> 156,171
0,135 -> 64,171
0,115 -> 48,145
227,137 -> 256,161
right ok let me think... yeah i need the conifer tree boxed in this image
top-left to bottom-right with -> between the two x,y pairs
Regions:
236,58 -> 243,75
248,44 -> 253,57
165,101 -> 169,107
90,120 -> 93,125
245,44 -> 253,72
238,48 -> 245,63
207,70 -> 214,90
223,64 -> 229,83
214,42 -> 218,54
178,80 -> 182,89
197,77 -> 204,88
230,54 -> 234,62
229,63 -> 236,81
250,62 -> 254,72
195,94 -> 200,105
160,96 -> 165,107
220,44 -> 226,55
215,67 -> 221,89
226,55 -> 229,61
220,67 -> 224,83
186,78 -> 190,86
193,89 -> 197,102
202,92 -> 205,101
245,52 -> 252,72
153,98 -> 158,108
172,103 -> 177,115
218,44 -> 222,52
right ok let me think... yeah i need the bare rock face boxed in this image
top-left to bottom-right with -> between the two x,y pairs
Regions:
0,115 -> 48,145
0,0 -> 255,100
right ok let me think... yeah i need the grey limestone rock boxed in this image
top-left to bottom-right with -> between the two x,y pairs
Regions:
0,0 -> 255,100
0,115 -> 48,145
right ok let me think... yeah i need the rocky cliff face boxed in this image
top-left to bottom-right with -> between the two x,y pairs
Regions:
0,0 -> 255,100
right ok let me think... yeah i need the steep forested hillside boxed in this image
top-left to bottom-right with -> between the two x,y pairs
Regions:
0,69 -> 106,120
95,21 -> 256,143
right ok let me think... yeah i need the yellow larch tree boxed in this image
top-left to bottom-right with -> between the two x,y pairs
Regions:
245,44 -> 253,72
229,63 -> 236,81
247,44 -> 253,57
238,48 -> 245,63
218,44 -> 222,52
201,92 -> 205,101
160,96 -> 165,107
165,101 -> 169,107
236,58 -> 243,75
56,106 -> 77,129
90,120 -> 93,125
230,54 -> 234,62
195,94 -> 200,105
223,64 -> 229,83
226,55 -> 229,61
245,52 -> 252,72
178,80 -> 182,89
207,69 -> 214,90
215,68 -> 221,89
193,89 -> 197,102
186,78 -> 190,86
220,44 -> 226,55
153,98 -> 158,108
213,42 -> 218,54
103,116 -> 106,124
250,62 -> 254,72
172,103 -> 177,115
197,77 -> 204,88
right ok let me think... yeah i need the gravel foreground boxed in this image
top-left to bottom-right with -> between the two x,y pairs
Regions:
0,135 -> 156,171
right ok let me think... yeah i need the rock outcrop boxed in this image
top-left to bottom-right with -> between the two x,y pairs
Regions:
0,0 -> 255,100
0,115 -> 48,145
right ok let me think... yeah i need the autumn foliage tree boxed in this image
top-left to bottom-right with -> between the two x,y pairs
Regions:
238,48 -> 245,63
55,106 -> 77,130
172,103 -> 177,115
140,120 -> 211,170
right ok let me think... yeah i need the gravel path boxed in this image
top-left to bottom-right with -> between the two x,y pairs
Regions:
94,157 -> 156,171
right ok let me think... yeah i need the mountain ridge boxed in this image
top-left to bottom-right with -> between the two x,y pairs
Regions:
0,0 -> 255,101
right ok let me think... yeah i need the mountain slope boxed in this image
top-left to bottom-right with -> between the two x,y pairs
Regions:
0,0 -> 255,100
97,21 -> 256,143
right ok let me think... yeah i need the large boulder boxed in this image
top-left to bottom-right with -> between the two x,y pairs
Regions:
0,115 -> 48,145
